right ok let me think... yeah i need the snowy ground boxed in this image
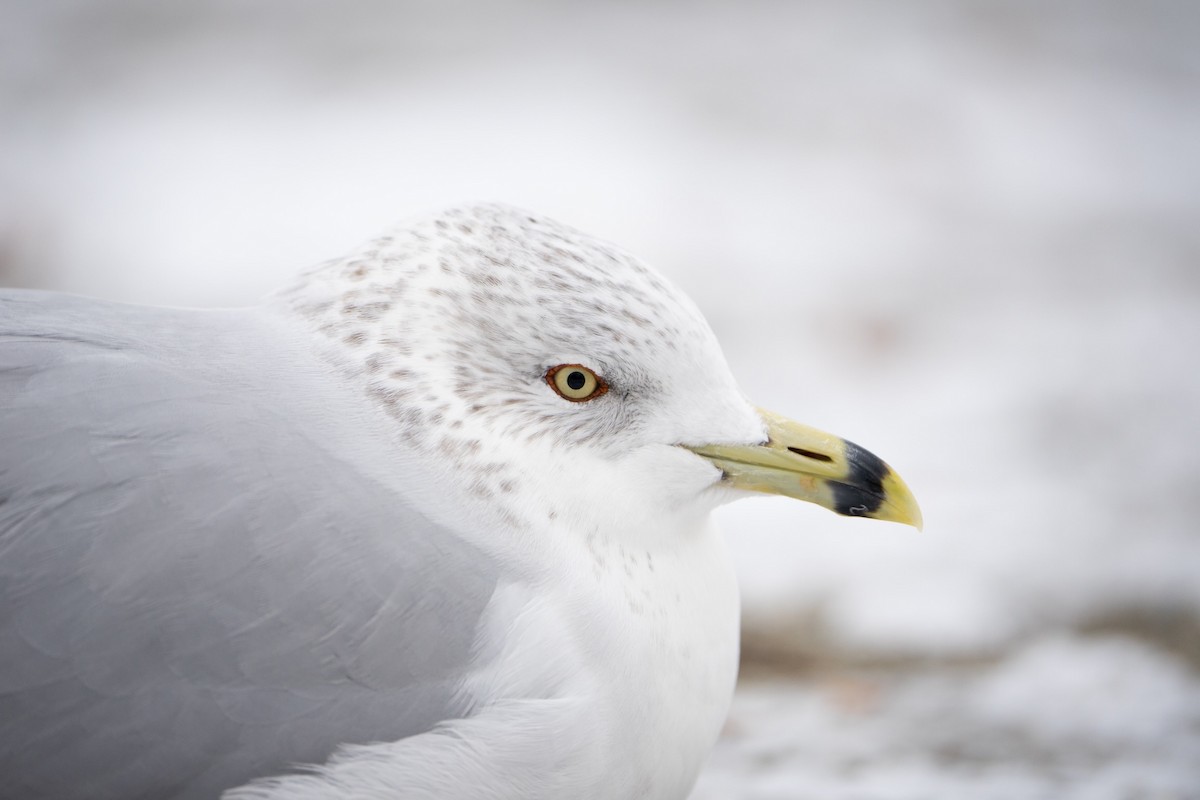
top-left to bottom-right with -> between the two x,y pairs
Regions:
3,1 -> 1198,795
697,635 -> 1200,800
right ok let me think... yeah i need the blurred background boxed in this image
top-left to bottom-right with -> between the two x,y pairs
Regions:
3,1 -> 1198,796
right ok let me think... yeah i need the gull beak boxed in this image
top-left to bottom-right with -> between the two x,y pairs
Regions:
686,408 -> 923,529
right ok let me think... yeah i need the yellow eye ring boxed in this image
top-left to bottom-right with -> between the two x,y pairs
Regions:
546,364 -> 607,402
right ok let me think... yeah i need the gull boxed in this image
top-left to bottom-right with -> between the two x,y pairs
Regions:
0,204 -> 920,800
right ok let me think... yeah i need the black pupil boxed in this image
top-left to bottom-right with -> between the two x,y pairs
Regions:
566,371 -> 587,391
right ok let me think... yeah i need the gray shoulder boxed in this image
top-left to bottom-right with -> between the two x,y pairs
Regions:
0,290 -> 501,799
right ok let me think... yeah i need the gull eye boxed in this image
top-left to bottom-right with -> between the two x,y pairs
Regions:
546,364 -> 607,402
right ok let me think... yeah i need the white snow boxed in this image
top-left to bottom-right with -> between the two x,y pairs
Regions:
695,636 -> 1200,799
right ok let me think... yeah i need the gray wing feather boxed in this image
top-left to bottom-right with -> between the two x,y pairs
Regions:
0,290 -> 499,800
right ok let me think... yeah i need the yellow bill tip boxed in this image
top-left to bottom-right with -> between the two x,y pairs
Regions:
872,469 -> 923,530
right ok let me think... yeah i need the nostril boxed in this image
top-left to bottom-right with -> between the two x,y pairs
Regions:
787,446 -> 833,463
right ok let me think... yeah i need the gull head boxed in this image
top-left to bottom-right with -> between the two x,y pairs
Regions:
277,204 -> 920,539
